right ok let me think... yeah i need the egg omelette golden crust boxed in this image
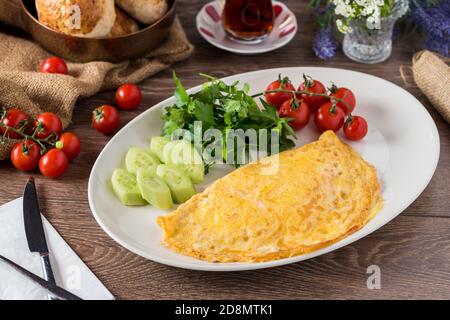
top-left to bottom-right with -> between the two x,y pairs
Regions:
157,131 -> 383,263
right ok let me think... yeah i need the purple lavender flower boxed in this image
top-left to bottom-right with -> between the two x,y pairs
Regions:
411,1 -> 450,39
423,34 -> 449,56
313,26 -> 337,60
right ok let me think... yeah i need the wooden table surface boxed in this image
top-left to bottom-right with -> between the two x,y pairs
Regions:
1,0 -> 449,300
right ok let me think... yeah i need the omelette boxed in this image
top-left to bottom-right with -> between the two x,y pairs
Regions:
157,131 -> 383,263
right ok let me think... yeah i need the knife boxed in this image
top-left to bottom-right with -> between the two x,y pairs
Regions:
23,176 -> 57,300
0,254 -> 82,300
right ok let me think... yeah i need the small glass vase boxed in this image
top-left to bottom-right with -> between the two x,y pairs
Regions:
342,0 -> 409,64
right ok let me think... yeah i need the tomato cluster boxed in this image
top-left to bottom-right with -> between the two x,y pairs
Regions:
38,56 -> 142,136
1,57 -> 144,177
0,108 -> 80,178
91,83 -> 142,135
264,75 -> 368,141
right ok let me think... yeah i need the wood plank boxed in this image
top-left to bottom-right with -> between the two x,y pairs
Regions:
31,206 -> 450,299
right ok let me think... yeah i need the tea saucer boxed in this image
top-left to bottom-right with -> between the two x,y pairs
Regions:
196,0 -> 298,55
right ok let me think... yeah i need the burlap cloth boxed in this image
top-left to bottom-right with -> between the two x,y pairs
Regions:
0,0 -> 193,160
412,50 -> 450,124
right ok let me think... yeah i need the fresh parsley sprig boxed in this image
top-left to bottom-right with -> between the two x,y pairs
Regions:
161,73 -> 296,169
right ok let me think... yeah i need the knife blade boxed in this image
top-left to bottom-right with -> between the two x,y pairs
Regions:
23,176 -> 57,299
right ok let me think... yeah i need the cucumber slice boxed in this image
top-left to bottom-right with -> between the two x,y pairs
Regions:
161,140 -> 178,164
165,140 -> 205,184
156,164 -> 195,204
136,169 -> 173,210
125,147 -> 160,175
150,136 -> 169,162
171,164 -> 204,184
111,168 -> 147,206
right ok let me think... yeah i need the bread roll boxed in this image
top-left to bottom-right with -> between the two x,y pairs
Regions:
109,7 -> 139,37
115,0 -> 168,25
36,0 -> 116,38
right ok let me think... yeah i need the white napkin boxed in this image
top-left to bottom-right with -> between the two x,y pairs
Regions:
0,198 -> 114,300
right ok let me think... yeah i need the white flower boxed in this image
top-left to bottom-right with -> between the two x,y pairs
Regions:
335,3 -> 355,18
336,19 -> 353,33
333,0 -> 388,33
366,10 -> 381,29
361,5 -> 376,16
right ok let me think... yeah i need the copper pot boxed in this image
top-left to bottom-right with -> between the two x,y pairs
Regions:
20,0 -> 177,63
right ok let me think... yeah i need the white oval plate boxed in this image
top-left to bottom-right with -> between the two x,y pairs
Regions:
196,1 -> 298,55
88,67 -> 440,271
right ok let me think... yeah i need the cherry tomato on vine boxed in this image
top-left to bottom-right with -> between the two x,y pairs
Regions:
34,112 -> 63,139
279,99 -> 311,131
10,140 -> 41,171
344,115 -> 368,141
314,102 -> 345,132
0,109 -> 30,139
330,86 -> 356,116
298,76 -> 328,114
92,105 -> 120,134
39,149 -> 68,178
57,132 -> 81,160
39,57 -> 68,75
264,77 -> 296,109
115,83 -> 142,110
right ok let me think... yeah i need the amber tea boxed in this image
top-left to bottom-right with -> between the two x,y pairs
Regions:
222,0 -> 274,43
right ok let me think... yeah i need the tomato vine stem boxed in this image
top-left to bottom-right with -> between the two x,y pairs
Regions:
253,89 -> 353,115
0,121 -> 57,154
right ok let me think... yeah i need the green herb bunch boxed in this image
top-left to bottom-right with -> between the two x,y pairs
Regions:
162,73 -> 296,168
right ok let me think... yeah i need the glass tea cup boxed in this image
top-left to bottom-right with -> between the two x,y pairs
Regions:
222,0 -> 274,43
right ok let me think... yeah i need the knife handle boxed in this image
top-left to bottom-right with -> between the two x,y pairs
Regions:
40,254 -> 58,300
0,254 -> 82,300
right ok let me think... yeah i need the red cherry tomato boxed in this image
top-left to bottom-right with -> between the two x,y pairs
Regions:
39,149 -> 68,178
39,57 -> 68,75
0,109 -> 30,139
344,116 -> 368,141
34,112 -> 63,139
330,86 -> 356,116
115,83 -> 142,110
298,76 -> 328,113
10,140 -> 41,171
57,132 -> 81,160
279,99 -> 311,131
264,78 -> 296,109
314,102 -> 345,132
92,105 -> 120,135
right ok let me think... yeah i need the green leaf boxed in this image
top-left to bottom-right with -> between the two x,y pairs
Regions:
193,100 -> 214,128
243,82 -> 250,94
162,106 -> 187,136
281,119 -> 296,139
223,99 -> 249,120
173,72 -> 189,107
255,99 -> 278,121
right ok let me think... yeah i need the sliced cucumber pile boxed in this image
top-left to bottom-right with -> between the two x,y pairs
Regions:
111,168 -> 147,206
111,137 -> 205,209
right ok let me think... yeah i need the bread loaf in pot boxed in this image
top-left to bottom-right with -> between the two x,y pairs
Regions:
115,0 -> 168,25
109,7 -> 139,37
35,0 -> 139,38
